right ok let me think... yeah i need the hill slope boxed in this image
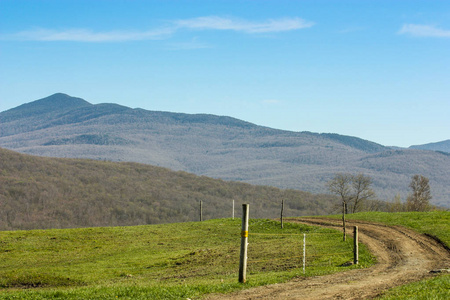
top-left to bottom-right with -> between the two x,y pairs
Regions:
1,93 -> 449,207
0,147 -> 336,230
410,139 -> 450,153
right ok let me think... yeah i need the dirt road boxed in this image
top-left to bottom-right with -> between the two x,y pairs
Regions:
206,218 -> 450,299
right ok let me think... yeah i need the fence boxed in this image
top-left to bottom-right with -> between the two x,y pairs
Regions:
239,204 -> 359,283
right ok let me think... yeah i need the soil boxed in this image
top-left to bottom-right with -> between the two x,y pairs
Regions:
205,217 -> 450,299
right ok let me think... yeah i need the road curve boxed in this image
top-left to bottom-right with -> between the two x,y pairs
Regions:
206,217 -> 450,300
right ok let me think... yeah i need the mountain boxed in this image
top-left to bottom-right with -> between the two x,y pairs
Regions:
409,140 -> 450,153
0,147 -> 336,230
0,93 -> 91,124
1,93 -> 449,207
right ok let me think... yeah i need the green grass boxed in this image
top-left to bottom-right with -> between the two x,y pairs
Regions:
379,274 -> 450,300
322,211 -> 450,299
342,211 -> 449,248
0,218 -> 373,299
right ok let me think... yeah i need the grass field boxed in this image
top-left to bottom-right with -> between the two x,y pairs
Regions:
333,211 -> 450,300
0,218 -> 372,299
379,275 -> 450,300
342,211 -> 450,247
2,211 -> 447,299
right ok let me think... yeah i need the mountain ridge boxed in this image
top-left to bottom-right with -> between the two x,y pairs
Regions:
410,139 -> 450,153
1,93 -> 449,207
1,93 -> 92,121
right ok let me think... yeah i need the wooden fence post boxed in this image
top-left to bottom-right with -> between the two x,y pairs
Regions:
200,200 -> 203,222
239,204 -> 249,283
353,226 -> 359,265
342,202 -> 346,241
281,199 -> 284,229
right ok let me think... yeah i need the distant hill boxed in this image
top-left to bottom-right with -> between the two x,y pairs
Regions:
410,140 -> 450,153
1,93 -> 449,207
0,147 -> 336,230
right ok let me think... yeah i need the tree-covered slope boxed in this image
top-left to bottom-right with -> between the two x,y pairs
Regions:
0,147 -> 336,230
410,139 -> 450,153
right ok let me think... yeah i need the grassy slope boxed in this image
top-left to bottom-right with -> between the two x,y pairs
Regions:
327,211 -> 450,300
0,219 -> 373,299
343,211 -> 449,248
1,211 -> 446,299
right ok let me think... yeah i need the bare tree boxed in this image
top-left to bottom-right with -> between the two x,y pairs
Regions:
327,173 -> 376,241
406,175 -> 432,211
389,194 -> 405,212
350,174 -> 375,213
327,173 -> 352,241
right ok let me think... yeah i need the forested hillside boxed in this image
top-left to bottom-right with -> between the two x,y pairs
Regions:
1,93 -> 449,207
410,140 -> 450,153
0,148 -> 336,230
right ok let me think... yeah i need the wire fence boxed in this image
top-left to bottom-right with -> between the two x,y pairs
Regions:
246,229 -> 357,275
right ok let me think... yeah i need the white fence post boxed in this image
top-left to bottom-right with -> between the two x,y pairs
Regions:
232,199 -> 235,219
303,233 -> 306,274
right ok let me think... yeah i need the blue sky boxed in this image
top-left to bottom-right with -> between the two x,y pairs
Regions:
1,0 -> 449,147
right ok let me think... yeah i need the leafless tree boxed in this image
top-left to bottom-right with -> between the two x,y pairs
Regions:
406,175 -> 431,211
327,173 -> 352,240
327,173 -> 376,240
389,194 -> 405,212
350,174 -> 375,213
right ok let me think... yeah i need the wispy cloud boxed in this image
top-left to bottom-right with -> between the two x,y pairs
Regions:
2,16 -> 314,42
6,27 -> 174,42
174,16 -> 314,33
398,24 -> 450,38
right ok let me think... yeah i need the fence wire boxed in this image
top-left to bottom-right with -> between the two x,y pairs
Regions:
246,230 -> 355,273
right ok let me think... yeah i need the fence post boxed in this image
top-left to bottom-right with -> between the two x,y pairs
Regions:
281,199 -> 284,229
342,202 -> 346,241
200,200 -> 203,222
239,204 -> 249,283
353,226 -> 359,265
303,233 -> 306,274
232,199 -> 235,219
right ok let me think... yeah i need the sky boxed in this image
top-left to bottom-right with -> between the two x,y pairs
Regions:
1,0 -> 449,147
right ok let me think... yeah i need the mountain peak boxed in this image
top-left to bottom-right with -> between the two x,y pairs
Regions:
28,93 -> 91,110
0,93 -> 92,121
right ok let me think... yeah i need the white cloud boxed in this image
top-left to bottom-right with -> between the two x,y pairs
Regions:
2,16 -> 314,42
7,27 -> 174,42
398,24 -> 450,38
175,16 -> 314,33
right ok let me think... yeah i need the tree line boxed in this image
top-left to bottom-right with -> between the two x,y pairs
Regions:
326,172 -> 435,240
327,173 -> 434,214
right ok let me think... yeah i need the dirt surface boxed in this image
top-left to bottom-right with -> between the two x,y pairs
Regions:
206,218 -> 450,300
